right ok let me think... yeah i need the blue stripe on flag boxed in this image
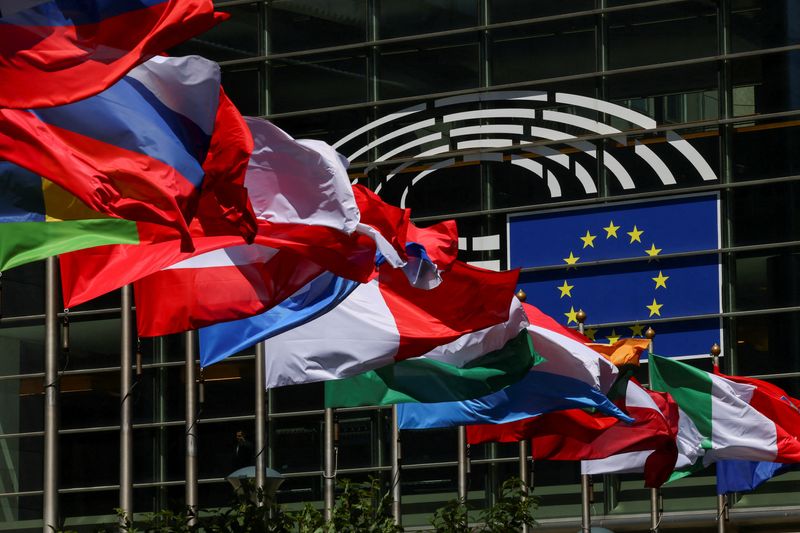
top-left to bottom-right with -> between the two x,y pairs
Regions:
199,272 -> 360,368
0,161 -> 45,223
716,460 -> 795,494
397,369 -> 633,430
0,0 -> 166,26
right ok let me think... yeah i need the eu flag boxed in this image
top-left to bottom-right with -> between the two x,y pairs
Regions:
508,194 -> 721,359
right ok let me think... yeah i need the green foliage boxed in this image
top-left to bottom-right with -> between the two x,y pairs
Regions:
324,478 -> 401,533
430,477 -> 537,533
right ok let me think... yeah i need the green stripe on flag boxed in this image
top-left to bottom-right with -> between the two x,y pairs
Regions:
324,330 -> 538,408
649,355 -> 713,449
0,219 -> 139,271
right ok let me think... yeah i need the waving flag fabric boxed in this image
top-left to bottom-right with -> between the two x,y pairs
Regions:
263,262 -> 519,389
0,0 -> 226,108
649,355 -> 800,480
397,303 -> 630,430
324,330 -> 538,408
0,162 -> 139,271
509,194 -> 721,358
716,460 -> 796,494
59,120 -> 395,315
0,55 -> 232,243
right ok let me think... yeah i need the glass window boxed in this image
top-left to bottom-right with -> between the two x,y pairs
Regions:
731,0 -> 800,53
271,415 -> 323,473
270,51 -> 368,113
337,411 -> 384,470
730,181 -> 800,246
271,382 -> 322,413
1,261 -> 44,318
269,0 -> 366,54
222,67 -> 262,117
62,318 -> 121,372
60,371 -> 120,430
0,323 -> 44,376
0,436 -> 42,503
377,0 -> 478,39
273,107 -> 373,148
385,163 -> 483,218
171,3 -> 262,61
490,0 -> 594,23
733,247 -> 800,311
378,35 -> 480,100
61,431 -> 119,488
731,50 -> 800,116
607,2 -> 718,70
734,311 -> 800,375
732,119 -> 800,181
490,17 -> 596,85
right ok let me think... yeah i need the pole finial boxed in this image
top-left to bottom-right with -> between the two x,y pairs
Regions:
710,343 -> 721,357
515,289 -> 527,302
576,309 -> 587,324
645,327 -> 656,340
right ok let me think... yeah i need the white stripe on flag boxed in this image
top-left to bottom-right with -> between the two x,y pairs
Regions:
165,245 -> 279,270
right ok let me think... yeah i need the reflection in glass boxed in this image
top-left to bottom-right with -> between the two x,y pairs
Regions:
269,0 -> 366,53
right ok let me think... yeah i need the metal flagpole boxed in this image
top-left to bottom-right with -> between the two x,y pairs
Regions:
43,257 -> 59,533
515,289 -> 531,533
457,425 -> 469,503
255,342 -> 267,504
391,405 -> 401,525
323,407 -> 335,521
645,326 -> 663,533
710,343 -> 727,533
184,331 -> 198,524
119,285 -> 134,528
576,310 -> 592,533
519,440 -> 530,533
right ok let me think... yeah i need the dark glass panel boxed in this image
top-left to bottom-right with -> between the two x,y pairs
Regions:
734,247 -> 800,311
336,410 -> 383,470
490,0 -> 594,22
222,67 -> 262,117
0,323 -> 44,375
378,35 -> 480,100
269,0 -> 366,54
730,181 -> 800,246
201,359 -> 255,420
377,0 -> 478,39
607,2 -> 717,70
731,50 -> 800,117
61,431 -> 119,488
271,381 -> 323,413
734,311 -> 800,375
171,3 -> 261,61
271,414 -> 322,473
1,260 -> 44,318
607,63 -> 719,126
381,163 -> 482,218
61,489 -> 118,528
403,427 -> 456,463
59,371 -> 120,429
491,17 -> 596,85
273,107 -> 372,148
61,318 -> 121,371
732,120 -> 800,181
270,51 -> 368,113
274,474 -> 322,504
731,0 -> 800,53
197,420 -> 257,480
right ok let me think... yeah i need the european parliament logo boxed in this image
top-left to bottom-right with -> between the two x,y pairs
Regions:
508,194 -> 721,359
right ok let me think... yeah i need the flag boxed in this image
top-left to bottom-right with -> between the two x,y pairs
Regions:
262,262 -> 519,389
0,162 -> 141,271
0,55 -> 250,243
468,380 -> 679,487
716,460 -> 796,494
324,330 -> 539,408
0,0 -> 226,108
509,194 -> 721,358
711,367 -> 800,494
588,338 -> 651,367
396,303 -> 631,430
59,120 -> 398,315
649,355 -> 800,480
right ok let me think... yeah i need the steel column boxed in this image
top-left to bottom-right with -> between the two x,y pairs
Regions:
391,405 -> 401,525
255,342 -> 267,504
43,257 -> 59,533
457,425 -> 468,501
184,331 -> 198,522
119,285 -> 133,528
323,407 -> 335,520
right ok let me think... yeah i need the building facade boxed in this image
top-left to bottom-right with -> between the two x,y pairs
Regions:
2,0 -> 800,531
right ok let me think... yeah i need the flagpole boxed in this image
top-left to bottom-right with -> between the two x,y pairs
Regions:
255,342 -> 267,504
120,285 -> 134,528
457,425 -> 469,503
43,257 -> 59,533
576,310 -> 591,533
323,407 -> 336,520
710,343 -> 727,533
515,289 -> 531,533
646,326 -> 662,533
184,331 -> 198,524
391,405 -> 402,525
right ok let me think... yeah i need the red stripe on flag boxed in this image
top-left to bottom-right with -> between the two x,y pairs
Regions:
0,1 -> 227,108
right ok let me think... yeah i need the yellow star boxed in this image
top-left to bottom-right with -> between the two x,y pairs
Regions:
652,271 -> 669,289
563,251 -> 580,265
603,220 -> 620,239
646,298 -> 663,317
606,329 -> 621,344
580,230 -> 597,248
645,243 -> 662,257
564,306 -> 578,325
584,327 -> 598,341
557,280 -> 574,298
629,324 -> 645,337
627,225 -> 644,243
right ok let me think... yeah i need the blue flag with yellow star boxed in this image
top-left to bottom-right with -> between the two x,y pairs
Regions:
508,194 -> 721,359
